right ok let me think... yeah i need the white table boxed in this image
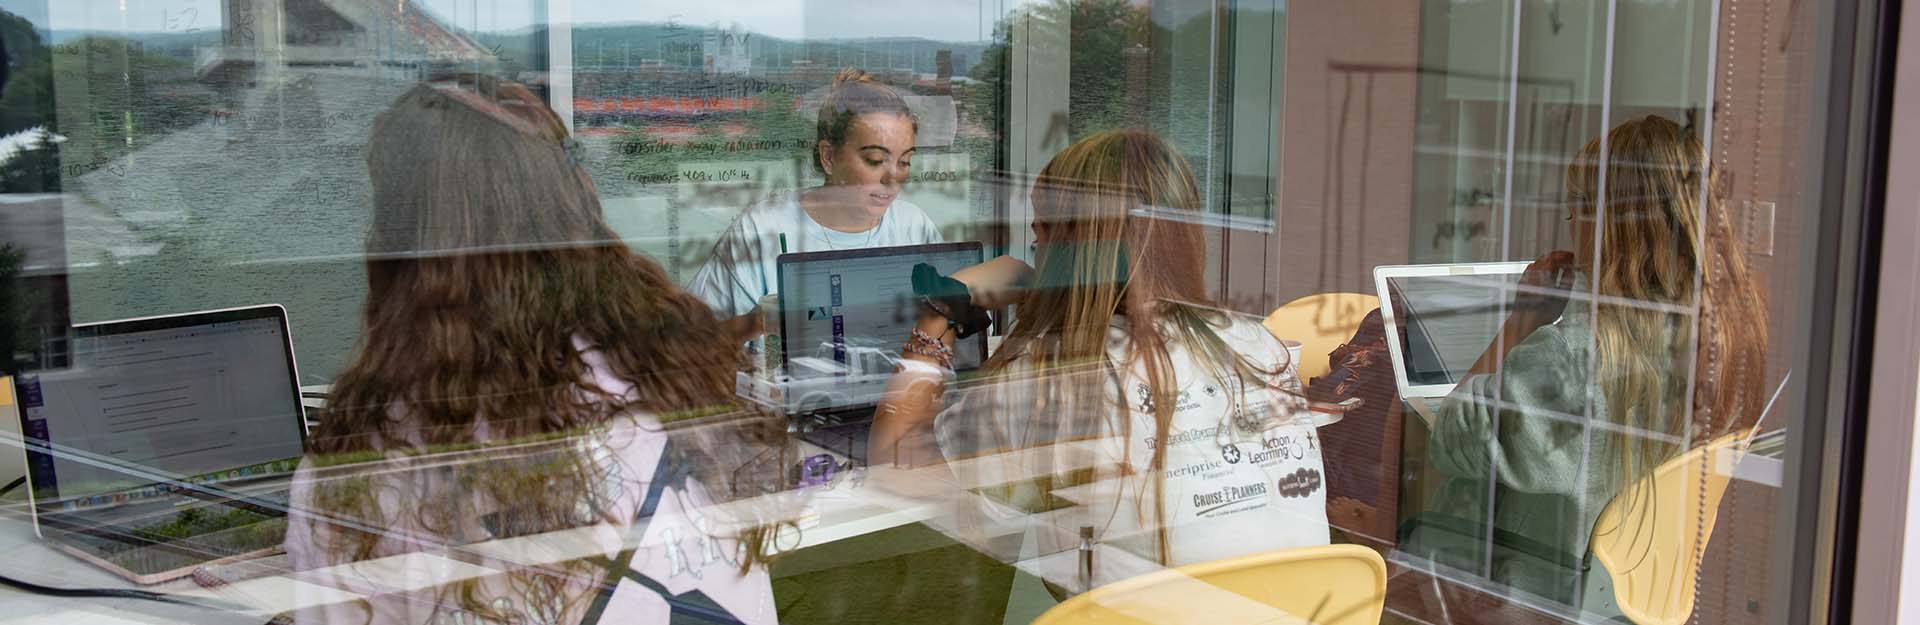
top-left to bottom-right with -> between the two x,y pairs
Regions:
0,403 -> 1357,624
0,441 -> 965,625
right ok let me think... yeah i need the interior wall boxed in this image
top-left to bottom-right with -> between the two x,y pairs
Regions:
1270,0 -> 1422,306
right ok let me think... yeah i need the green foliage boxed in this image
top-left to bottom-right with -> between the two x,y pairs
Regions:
0,9 -> 60,194
49,36 -> 202,172
963,0 -> 1149,147
1060,0 -> 1148,140
0,133 -> 61,193
750,85 -> 811,146
0,10 -> 54,138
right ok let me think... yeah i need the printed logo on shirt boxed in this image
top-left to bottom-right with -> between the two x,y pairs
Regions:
1133,383 -> 1203,414
1165,459 -> 1226,479
1142,425 -> 1221,450
1248,434 -> 1316,464
1221,444 -> 1243,465
1276,467 -> 1323,498
1192,481 -> 1269,516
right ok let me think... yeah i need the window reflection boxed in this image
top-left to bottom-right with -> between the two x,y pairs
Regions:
0,0 -> 1852,624
1400,115 -> 1770,616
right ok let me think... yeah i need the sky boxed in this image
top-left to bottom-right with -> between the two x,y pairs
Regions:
3,0 -> 1034,42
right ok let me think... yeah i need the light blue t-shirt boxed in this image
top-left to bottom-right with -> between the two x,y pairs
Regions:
686,190 -> 944,317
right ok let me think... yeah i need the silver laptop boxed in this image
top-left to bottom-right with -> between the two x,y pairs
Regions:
1374,262 -> 1530,424
12,305 -> 307,584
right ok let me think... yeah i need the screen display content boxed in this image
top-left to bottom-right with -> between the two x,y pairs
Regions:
15,314 -> 306,507
779,244 -> 987,381
1386,272 -> 1527,387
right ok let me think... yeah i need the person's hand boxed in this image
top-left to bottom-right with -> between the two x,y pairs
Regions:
949,256 -> 1035,309
1507,250 -> 1576,336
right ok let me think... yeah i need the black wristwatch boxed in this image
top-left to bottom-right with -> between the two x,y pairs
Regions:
911,263 -> 993,339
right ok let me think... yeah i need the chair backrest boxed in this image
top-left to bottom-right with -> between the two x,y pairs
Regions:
1589,434 -> 1746,625
1030,544 -> 1386,625
1262,293 -> 1379,381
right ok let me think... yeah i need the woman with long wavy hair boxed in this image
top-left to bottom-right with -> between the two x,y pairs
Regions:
286,76 -> 788,625
870,130 -> 1330,593
1403,115 -> 1769,609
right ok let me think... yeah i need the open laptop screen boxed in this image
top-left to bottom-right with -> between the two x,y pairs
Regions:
1385,271 -> 1525,388
777,243 -> 987,387
15,307 -> 306,509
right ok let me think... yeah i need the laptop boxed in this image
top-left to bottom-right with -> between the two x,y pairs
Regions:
773,243 -> 988,453
1373,262 -> 1530,424
12,305 -> 308,584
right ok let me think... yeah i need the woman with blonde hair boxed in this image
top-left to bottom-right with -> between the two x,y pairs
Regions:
286,75 -> 790,625
1403,115 -> 1770,608
870,130 -> 1330,593
688,67 -> 943,317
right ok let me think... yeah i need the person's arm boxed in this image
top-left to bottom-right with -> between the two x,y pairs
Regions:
869,257 -> 1035,467
1463,251 -> 1577,377
869,312 -> 958,467
1428,324 -> 1594,494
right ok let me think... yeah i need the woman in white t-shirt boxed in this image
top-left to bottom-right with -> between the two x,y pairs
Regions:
686,67 -> 943,317
869,130 -> 1330,594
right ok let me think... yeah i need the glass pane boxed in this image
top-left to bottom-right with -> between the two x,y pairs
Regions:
0,0 -> 1877,624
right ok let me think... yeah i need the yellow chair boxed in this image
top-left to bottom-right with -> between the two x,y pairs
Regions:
1030,544 -> 1386,625
1263,293 -> 1380,382
1589,434 -> 1746,625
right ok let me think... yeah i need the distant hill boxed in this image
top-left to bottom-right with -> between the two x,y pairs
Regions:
49,29 -> 221,50
480,23 -> 993,76
47,22 -> 993,77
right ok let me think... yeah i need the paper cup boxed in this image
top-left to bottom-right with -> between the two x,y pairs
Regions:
1279,339 -> 1306,391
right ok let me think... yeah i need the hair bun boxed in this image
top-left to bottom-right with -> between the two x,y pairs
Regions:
832,67 -> 875,89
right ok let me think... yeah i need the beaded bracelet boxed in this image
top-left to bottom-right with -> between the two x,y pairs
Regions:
901,328 -> 956,371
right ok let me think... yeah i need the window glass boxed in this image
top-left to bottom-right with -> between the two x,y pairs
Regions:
0,1 -> 1873,624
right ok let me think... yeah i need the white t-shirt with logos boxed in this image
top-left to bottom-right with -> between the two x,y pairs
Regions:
685,191 -> 944,317
933,313 -> 1329,590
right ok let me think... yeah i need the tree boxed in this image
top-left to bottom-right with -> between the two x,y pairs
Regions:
963,0 -> 1150,146
0,9 -> 54,137
1062,0 -> 1147,140
50,36 -> 199,171
0,133 -> 60,193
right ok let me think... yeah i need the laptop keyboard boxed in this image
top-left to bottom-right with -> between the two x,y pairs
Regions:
52,489 -> 293,577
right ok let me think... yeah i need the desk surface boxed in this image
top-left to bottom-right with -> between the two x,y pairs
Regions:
0,406 -> 1417,624
0,441 -> 962,624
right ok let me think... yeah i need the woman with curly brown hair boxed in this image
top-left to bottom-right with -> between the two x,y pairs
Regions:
285,76 -> 789,625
